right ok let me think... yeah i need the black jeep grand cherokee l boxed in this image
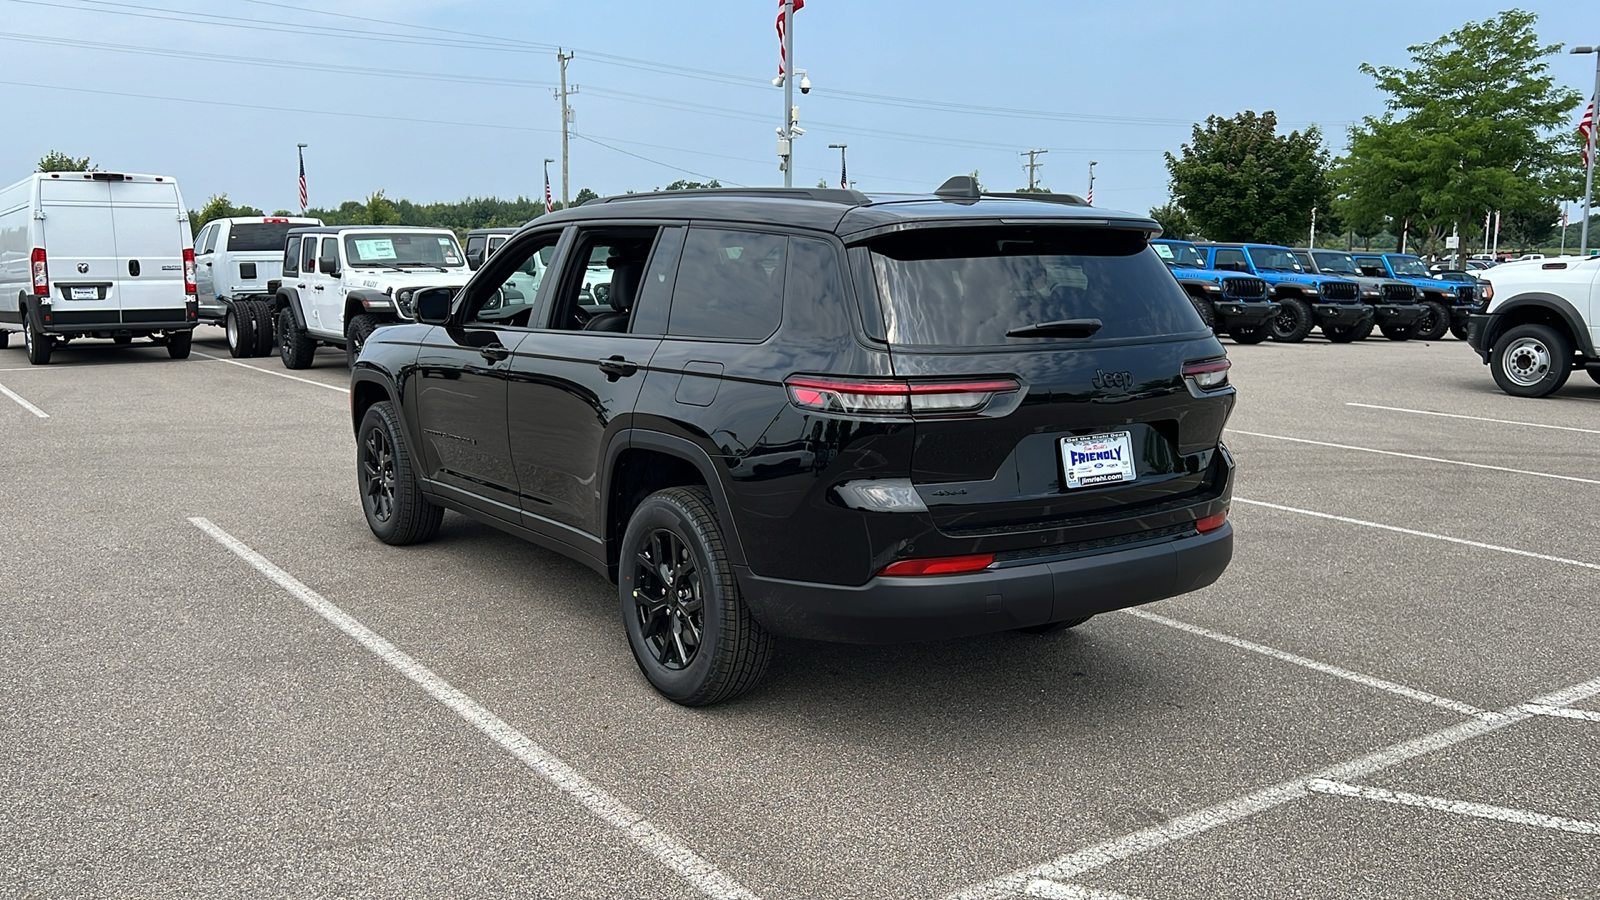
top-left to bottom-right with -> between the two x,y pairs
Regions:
349,177 -> 1237,705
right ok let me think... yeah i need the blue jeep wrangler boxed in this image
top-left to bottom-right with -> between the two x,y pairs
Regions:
1196,243 -> 1369,343
1350,253 -> 1476,341
1294,248 -> 1427,341
1151,239 -> 1276,344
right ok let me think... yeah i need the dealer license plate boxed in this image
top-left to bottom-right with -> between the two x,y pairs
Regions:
69,286 -> 96,300
1060,431 -> 1137,490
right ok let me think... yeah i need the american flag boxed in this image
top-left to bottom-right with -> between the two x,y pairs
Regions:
543,162 -> 554,214
1086,184 -> 1093,205
839,153 -> 847,190
297,146 -> 308,212
776,0 -> 804,76
1581,95 -> 1596,170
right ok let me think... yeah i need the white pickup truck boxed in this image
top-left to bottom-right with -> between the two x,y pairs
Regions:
1467,255 -> 1600,397
193,215 -> 321,357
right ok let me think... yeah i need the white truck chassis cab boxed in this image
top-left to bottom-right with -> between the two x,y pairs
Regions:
192,215 -> 322,358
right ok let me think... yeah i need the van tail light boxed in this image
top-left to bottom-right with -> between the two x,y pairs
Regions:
1196,509 -> 1228,534
182,248 -> 197,294
880,553 -> 994,577
1182,357 -> 1231,392
31,248 -> 48,295
786,376 -> 1020,419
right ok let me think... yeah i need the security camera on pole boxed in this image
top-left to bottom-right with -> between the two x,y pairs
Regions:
774,0 -> 806,187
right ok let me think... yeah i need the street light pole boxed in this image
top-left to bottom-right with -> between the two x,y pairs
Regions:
1574,46 -> 1600,257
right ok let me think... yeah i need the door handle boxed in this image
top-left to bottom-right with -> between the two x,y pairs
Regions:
313,285 -> 324,291
479,343 -> 511,362
597,355 -> 638,379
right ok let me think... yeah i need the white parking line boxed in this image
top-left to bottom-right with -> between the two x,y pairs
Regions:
1233,498 -> 1600,573
194,351 -> 350,394
0,381 -> 47,417
1229,430 -> 1600,487
1522,704 -> 1600,723
946,675 -> 1600,900
1307,779 -> 1600,835
1346,403 -> 1600,436
1123,609 -> 1488,718
188,517 -> 759,900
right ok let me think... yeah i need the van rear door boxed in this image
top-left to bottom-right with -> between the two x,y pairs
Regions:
38,176 -> 119,321
108,177 -> 188,320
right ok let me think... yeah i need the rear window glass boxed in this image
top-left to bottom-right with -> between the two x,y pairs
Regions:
865,227 -> 1201,346
227,223 -> 297,252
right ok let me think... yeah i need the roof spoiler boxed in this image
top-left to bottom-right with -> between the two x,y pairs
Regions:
933,175 -> 1090,206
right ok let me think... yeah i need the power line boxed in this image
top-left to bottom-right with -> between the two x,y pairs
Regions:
571,134 -> 740,187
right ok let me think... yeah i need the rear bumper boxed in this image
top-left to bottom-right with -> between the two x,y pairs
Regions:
1312,304 -> 1372,326
736,523 -> 1233,643
38,304 -> 197,335
1212,302 -> 1275,327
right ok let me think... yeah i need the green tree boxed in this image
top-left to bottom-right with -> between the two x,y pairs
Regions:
1014,186 -> 1053,194
1165,110 -> 1332,244
1149,201 -> 1196,240
572,187 -> 600,205
363,189 -> 400,225
1499,201 -> 1561,251
190,193 -> 265,235
660,179 -> 722,191
1339,10 -> 1580,255
37,151 -> 96,172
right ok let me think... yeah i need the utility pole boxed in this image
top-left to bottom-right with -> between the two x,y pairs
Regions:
1020,149 -> 1047,190
555,49 -> 577,208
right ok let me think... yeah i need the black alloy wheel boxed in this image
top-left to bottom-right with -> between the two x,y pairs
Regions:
1268,297 -> 1313,342
357,401 -> 444,544
631,529 -> 705,671
363,423 -> 398,526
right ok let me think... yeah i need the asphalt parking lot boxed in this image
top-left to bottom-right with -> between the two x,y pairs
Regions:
3,327 -> 1598,900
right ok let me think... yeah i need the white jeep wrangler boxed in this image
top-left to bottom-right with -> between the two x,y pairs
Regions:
1468,255 -> 1600,397
193,215 -> 322,358
271,225 -> 471,369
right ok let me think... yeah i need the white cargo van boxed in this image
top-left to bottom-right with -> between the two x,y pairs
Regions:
0,171 -> 197,365
193,214 -> 321,358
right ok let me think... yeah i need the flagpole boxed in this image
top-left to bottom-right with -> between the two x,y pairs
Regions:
296,142 -> 308,215
1576,46 -> 1600,257
781,0 -> 795,188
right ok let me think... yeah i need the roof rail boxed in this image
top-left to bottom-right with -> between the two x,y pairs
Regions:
590,186 -> 873,206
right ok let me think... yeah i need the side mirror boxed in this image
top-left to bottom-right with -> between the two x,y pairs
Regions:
466,249 -> 484,271
319,255 -> 340,277
415,287 -> 455,324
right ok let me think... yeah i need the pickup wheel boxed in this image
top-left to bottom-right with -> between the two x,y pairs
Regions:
1490,324 -> 1572,398
278,307 -> 316,369
358,401 -> 444,545
1229,325 -> 1270,344
620,486 -> 774,706
1380,323 -> 1414,341
166,329 -> 192,359
346,314 -> 380,368
23,310 -> 51,365
226,304 -> 257,358
250,301 -> 276,357
1268,296 -> 1313,343
1414,300 -> 1450,341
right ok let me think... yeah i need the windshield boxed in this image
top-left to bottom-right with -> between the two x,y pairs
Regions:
867,226 -> 1202,346
343,232 -> 465,268
228,223 -> 299,252
1387,255 -> 1431,278
1244,246 -> 1303,273
1311,251 -> 1360,276
1152,241 -> 1207,268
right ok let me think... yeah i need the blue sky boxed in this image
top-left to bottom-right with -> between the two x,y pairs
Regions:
0,0 -> 1591,217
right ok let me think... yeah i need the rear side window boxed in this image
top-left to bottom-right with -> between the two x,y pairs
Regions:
865,226 -> 1201,347
227,223 -> 297,252
667,228 -> 787,341
202,226 -> 220,254
301,236 -> 318,273
283,237 -> 301,276
193,224 -> 213,254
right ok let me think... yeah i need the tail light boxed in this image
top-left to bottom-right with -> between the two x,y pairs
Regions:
182,248 -> 197,294
1182,358 -> 1231,392
880,553 -> 994,577
31,248 -> 48,295
1196,509 -> 1228,533
786,376 -> 1020,419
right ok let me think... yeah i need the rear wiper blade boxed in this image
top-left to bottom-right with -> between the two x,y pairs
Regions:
1006,318 -> 1102,338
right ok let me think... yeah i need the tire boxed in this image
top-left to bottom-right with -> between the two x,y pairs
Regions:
249,301 -> 276,357
1016,616 -> 1093,634
1379,323 -> 1414,341
620,486 -> 774,706
1414,300 -> 1450,341
1490,324 -> 1572,398
23,309 -> 51,365
346,314 -> 380,368
1324,319 -> 1371,343
358,401 -> 445,545
1268,296 -> 1313,343
1229,325 -> 1270,344
1449,321 -> 1469,341
226,304 -> 257,358
278,307 -> 315,369
1187,294 -> 1216,330
166,329 -> 192,359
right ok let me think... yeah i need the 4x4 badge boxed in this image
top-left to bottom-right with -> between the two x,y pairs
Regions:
1092,369 -> 1133,392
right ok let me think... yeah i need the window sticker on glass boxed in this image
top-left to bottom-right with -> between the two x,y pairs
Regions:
354,239 -> 397,260
1152,243 -> 1174,260
438,237 -> 462,264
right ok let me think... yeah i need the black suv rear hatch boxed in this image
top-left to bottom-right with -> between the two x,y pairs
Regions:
856,225 -> 1234,551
